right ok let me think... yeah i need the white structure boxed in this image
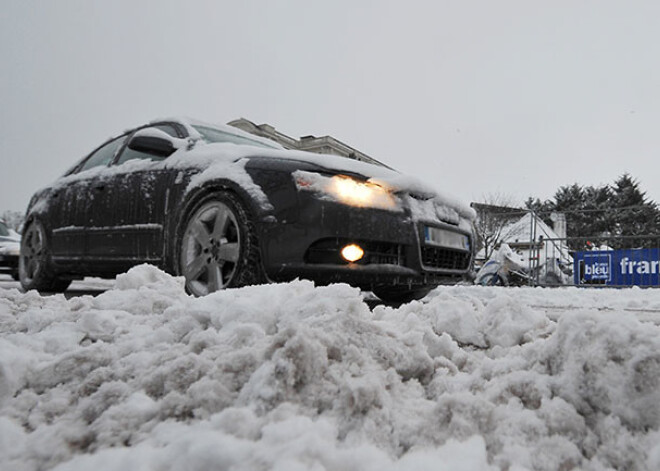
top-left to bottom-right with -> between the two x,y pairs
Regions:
499,212 -> 573,282
550,212 -> 567,240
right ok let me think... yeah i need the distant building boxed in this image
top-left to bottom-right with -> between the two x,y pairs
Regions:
228,118 -> 390,169
497,212 -> 571,264
471,203 -> 525,230
471,202 -> 572,279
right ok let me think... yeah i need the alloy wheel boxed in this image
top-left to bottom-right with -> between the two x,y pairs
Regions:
180,200 -> 241,296
20,221 -> 47,285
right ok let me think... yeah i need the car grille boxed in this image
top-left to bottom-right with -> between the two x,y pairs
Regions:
421,246 -> 471,270
366,243 -> 403,265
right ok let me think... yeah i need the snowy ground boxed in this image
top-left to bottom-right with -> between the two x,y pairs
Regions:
1,267 -> 659,471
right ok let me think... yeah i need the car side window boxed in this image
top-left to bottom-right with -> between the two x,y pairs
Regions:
115,124 -> 178,165
78,136 -> 127,172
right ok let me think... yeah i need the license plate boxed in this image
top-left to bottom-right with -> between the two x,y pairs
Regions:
424,226 -> 469,250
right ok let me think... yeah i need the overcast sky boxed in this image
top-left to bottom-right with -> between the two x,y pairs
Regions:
2,0 -> 659,212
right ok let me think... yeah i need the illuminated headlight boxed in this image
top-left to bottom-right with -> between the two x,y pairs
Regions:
294,171 -> 399,210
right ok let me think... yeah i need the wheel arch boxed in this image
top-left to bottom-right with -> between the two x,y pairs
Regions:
166,179 -> 270,275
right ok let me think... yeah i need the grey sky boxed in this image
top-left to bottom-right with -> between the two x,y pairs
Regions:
2,0 -> 659,212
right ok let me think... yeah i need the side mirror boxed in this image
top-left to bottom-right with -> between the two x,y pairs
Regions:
128,128 -> 181,158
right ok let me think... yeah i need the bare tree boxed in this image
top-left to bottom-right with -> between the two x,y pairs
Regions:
471,194 -> 524,260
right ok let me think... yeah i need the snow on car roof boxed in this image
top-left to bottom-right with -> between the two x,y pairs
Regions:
35,118 -> 475,222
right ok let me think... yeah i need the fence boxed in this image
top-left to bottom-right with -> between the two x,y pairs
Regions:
531,235 -> 660,287
472,204 -> 660,288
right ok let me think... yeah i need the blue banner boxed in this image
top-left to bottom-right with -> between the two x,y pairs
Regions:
574,248 -> 660,286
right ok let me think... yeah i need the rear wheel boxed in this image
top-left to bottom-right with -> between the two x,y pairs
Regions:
178,192 -> 265,297
479,272 -> 506,286
19,219 -> 71,292
372,286 -> 434,304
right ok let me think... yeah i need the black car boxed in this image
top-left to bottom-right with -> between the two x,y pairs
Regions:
0,219 -> 20,280
19,118 -> 474,302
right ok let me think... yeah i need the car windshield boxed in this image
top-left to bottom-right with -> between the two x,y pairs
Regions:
192,125 -> 279,150
0,221 -> 9,237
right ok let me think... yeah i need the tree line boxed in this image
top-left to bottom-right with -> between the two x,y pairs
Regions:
525,174 -> 660,250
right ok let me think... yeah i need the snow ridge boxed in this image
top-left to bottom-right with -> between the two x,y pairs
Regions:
1,266 -> 659,470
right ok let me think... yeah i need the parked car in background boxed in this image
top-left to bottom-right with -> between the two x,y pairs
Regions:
0,219 -> 20,280
20,118 -> 475,302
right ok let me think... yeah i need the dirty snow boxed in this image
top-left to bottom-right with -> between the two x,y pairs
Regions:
1,266 -> 659,471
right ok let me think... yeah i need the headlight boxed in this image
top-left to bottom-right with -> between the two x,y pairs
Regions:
293,171 -> 399,210
0,243 -> 20,256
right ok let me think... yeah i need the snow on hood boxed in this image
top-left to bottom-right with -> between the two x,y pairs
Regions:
168,140 -> 475,221
161,117 -> 474,219
1,265 -> 659,470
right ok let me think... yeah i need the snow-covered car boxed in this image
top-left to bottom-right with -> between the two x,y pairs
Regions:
19,118 -> 475,301
0,219 -> 20,280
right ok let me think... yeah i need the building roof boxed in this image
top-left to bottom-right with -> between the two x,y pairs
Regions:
227,118 -> 392,169
500,212 -> 572,262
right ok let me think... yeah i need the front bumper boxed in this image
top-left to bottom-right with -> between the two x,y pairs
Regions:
260,194 -> 473,290
0,254 -> 19,275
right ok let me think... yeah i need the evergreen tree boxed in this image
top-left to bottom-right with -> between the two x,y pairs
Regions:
610,174 -> 659,247
525,174 -> 660,250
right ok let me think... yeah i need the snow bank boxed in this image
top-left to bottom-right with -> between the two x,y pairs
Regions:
1,267 -> 659,470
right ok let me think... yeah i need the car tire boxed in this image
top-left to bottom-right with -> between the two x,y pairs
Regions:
372,286 -> 434,304
19,219 -> 72,293
177,191 -> 265,297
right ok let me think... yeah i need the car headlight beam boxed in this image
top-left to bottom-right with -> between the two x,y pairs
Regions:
294,171 -> 398,210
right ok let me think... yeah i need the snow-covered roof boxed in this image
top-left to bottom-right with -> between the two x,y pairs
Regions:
500,213 -> 572,261
500,212 -> 559,243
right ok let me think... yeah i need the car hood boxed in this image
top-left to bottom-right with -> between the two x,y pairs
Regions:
173,142 -> 476,220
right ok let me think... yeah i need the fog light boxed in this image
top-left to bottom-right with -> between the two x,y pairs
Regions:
341,244 -> 364,262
